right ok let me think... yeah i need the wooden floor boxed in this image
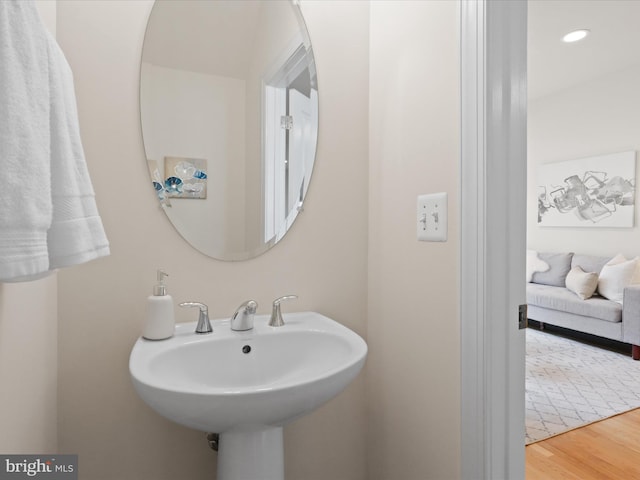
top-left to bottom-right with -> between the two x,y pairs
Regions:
526,408 -> 640,479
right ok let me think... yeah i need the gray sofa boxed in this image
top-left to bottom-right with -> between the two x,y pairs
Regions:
526,252 -> 640,360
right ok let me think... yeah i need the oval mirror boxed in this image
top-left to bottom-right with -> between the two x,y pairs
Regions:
140,0 -> 319,260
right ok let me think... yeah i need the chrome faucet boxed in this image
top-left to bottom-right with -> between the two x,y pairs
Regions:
231,300 -> 258,331
268,295 -> 298,327
179,302 -> 212,334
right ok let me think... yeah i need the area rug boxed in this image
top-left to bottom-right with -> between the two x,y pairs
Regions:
526,328 -> 640,444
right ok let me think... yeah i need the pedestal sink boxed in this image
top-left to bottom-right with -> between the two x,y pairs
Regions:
129,311 -> 367,480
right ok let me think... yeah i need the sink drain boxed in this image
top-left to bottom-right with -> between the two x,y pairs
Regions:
242,345 -> 251,354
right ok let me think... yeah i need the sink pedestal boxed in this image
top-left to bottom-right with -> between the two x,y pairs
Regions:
130,313 -> 367,479
217,427 -> 284,480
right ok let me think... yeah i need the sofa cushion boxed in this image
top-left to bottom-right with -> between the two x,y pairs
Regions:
531,252 -> 574,287
526,283 -> 622,323
571,254 -> 611,275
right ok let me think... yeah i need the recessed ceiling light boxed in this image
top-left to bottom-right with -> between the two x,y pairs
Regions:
562,29 -> 590,43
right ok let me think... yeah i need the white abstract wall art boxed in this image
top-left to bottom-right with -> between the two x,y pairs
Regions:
537,151 -> 636,227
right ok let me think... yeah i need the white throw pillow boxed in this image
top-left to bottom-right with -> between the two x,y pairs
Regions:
526,250 -> 549,283
565,266 -> 599,300
606,253 -> 628,266
598,255 -> 639,304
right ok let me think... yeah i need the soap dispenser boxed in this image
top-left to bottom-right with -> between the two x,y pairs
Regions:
143,270 -> 175,340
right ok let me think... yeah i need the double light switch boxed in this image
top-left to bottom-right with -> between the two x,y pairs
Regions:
417,192 -> 448,242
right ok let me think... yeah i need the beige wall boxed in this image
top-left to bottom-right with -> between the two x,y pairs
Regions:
367,1 -> 461,479
56,1 -> 369,479
0,0 -> 58,455
48,1 -> 461,478
0,275 -> 58,453
528,64 -> 640,257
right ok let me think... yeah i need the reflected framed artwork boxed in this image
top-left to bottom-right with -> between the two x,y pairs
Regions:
163,156 -> 208,199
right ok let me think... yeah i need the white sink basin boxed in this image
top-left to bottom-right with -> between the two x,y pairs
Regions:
130,311 -> 366,432
129,311 -> 366,480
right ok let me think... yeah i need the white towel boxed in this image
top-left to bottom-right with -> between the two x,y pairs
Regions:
46,32 -> 110,269
0,1 -> 109,282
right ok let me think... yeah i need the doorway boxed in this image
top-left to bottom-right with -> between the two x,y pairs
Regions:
461,1 -> 640,479
525,0 -> 640,458
262,43 -> 318,244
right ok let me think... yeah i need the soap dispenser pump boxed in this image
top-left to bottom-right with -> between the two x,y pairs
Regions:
143,270 -> 175,340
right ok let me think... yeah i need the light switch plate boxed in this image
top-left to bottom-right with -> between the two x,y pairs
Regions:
417,192 -> 448,242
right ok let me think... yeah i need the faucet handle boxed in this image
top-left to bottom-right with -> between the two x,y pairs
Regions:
231,300 -> 258,331
269,295 -> 298,327
179,302 -> 212,334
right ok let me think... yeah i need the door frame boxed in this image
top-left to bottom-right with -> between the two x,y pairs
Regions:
460,1 -> 527,478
